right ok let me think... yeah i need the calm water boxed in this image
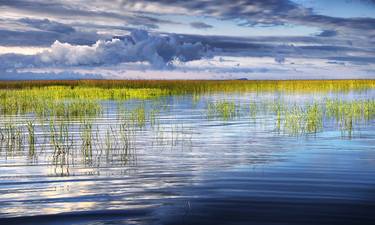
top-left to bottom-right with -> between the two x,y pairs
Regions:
1,92 -> 375,225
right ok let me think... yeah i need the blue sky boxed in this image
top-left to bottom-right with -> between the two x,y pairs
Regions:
0,0 -> 374,80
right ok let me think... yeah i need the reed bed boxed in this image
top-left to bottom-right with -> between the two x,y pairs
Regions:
207,100 -> 238,120
0,80 -> 374,172
0,86 -> 166,117
204,98 -> 375,136
0,79 -> 374,94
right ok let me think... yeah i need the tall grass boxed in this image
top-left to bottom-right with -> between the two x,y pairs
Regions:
325,99 -> 375,135
207,100 -> 237,120
0,86 -> 165,117
26,121 -> 36,158
0,80 -> 374,94
0,80 -> 374,169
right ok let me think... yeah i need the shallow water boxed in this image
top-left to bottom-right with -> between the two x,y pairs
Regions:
1,91 -> 375,225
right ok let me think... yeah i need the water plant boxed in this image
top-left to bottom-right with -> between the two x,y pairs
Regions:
207,100 -> 237,120
1,80 -> 374,94
50,120 -> 74,165
26,121 -> 36,158
81,120 -> 93,163
129,105 -> 146,128
325,99 -> 375,135
305,103 -> 323,133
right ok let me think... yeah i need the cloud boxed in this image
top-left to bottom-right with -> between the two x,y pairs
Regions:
0,28 -> 101,47
317,30 -> 337,37
274,55 -> 286,64
0,0 -> 176,30
0,70 -> 103,80
0,30 -> 211,69
118,0 -> 375,38
0,17 -> 102,46
190,22 -> 213,29
19,18 -> 75,33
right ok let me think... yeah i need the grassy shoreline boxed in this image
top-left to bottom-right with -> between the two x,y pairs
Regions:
0,79 -> 374,93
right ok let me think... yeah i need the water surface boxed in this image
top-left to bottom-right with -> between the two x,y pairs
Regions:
1,91 -> 375,225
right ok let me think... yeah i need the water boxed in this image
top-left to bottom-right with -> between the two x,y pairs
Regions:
1,92 -> 375,225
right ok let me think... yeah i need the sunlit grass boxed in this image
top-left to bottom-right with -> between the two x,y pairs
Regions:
1,79 -> 374,94
0,79 -> 374,167
325,99 -> 375,135
0,86 -> 166,117
207,100 -> 237,120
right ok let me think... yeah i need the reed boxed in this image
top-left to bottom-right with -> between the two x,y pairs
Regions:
325,99 -> 375,134
1,80 -> 374,94
129,105 -> 146,128
81,120 -> 93,162
0,80 -> 374,166
50,120 -> 73,165
26,121 -> 36,158
207,100 -> 237,120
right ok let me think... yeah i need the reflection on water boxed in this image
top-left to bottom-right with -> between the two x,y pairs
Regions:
1,92 -> 375,224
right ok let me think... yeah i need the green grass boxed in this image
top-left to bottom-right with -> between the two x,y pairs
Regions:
0,80 -> 374,118
0,80 -> 374,163
325,99 -> 375,135
207,100 -> 237,120
26,121 -> 36,158
0,80 -> 374,93
0,86 -> 167,117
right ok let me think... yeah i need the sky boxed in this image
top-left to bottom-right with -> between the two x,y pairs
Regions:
0,0 -> 375,80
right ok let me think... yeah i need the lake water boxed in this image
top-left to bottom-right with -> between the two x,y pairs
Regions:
0,91 -> 375,225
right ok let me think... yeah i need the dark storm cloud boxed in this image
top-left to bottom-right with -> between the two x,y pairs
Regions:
190,22 -> 213,29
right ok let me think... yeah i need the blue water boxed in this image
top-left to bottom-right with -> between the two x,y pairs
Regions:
0,92 -> 375,225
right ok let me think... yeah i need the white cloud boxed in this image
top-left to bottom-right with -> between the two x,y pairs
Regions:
38,30 -> 210,68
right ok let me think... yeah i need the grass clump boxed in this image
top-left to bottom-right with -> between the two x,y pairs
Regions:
26,121 -> 36,158
325,99 -> 375,135
207,100 -> 237,120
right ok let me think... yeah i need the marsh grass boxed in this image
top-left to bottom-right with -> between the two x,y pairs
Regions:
325,99 -> 375,135
305,103 -> 323,133
203,98 -> 374,136
81,120 -> 93,163
207,100 -> 238,120
0,86 -> 165,118
1,122 -> 24,154
130,105 -> 146,128
50,120 -> 74,166
1,80 -> 374,94
282,103 -> 323,135
0,80 -> 374,170
26,121 -> 36,158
